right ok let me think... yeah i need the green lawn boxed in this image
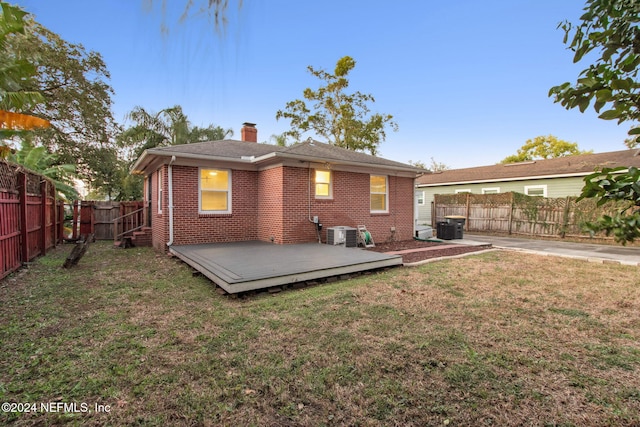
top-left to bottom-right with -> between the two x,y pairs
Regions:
1,242 -> 639,426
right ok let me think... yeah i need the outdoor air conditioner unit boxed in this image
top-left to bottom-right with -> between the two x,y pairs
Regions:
327,226 -> 357,247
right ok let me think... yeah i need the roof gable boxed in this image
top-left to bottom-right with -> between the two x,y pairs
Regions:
416,149 -> 640,186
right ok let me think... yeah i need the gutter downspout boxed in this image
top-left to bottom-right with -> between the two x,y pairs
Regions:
167,156 -> 176,247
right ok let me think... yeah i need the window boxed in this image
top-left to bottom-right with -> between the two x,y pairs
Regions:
315,170 -> 332,198
200,168 -> 231,213
455,189 -> 471,194
524,185 -> 547,197
482,187 -> 500,194
416,191 -> 425,206
370,175 -> 388,213
157,170 -> 163,214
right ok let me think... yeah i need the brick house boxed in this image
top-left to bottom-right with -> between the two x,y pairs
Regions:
131,123 -> 424,251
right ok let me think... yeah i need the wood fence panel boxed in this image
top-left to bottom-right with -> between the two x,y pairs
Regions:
26,194 -> 42,259
0,190 -> 21,279
468,205 -> 511,233
79,201 -> 94,237
70,200 -> 145,241
94,201 -> 120,240
434,191 -> 622,241
0,162 -> 63,280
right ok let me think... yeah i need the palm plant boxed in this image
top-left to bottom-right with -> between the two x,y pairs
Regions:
120,105 -> 233,161
9,140 -> 78,200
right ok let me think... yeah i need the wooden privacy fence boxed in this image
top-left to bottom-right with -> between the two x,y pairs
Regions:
68,200 -> 144,241
0,161 -> 64,280
433,192 -> 626,240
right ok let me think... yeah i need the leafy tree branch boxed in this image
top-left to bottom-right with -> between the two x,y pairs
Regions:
276,56 -> 397,155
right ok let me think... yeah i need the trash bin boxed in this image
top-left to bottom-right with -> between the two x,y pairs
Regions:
436,221 -> 455,240
445,216 -> 466,239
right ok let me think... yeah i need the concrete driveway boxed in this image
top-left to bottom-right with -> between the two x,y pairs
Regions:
454,233 -> 640,266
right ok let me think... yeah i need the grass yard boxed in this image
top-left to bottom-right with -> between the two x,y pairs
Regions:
1,242 -> 639,426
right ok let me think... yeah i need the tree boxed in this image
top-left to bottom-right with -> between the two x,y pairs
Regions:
407,158 -> 449,172
188,124 -> 233,143
276,56 -> 398,155
500,135 -> 592,164
624,125 -> 639,148
120,105 -> 233,162
121,105 -> 190,155
577,166 -> 640,244
82,145 -> 143,201
9,139 -> 78,200
550,0 -> 640,244
548,0 -> 640,142
269,133 -> 290,147
0,2 -> 50,144
5,16 -> 119,184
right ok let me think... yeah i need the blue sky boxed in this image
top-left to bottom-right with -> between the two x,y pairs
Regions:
14,0 -> 633,168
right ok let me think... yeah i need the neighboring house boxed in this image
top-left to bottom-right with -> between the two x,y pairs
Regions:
132,123 -> 424,251
415,149 -> 640,226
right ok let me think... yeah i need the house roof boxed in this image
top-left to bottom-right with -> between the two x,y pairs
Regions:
416,149 -> 640,187
132,139 -> 425,176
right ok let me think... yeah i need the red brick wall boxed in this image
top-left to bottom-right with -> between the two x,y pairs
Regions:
257,167 -> 284,243
149,164 -> 415,250
170,166 -> 259,246
280,167 -> 415,244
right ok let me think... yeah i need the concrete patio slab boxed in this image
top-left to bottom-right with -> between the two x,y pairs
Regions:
450,234 -> 640,266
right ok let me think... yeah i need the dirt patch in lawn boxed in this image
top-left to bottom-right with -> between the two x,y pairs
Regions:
367,239 -> 492,263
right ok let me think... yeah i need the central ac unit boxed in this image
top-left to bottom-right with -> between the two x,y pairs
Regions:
327,226 -> 357,247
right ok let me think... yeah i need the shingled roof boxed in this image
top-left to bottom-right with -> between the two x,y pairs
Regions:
416,149 -> 640,187
132,139 -> 423,175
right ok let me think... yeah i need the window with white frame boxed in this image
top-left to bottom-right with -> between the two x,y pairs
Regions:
524,185 -> 547,197
157,169 -> 163,214
314,169 -> 332,198
454,189 -> 471,194
416,191 -> 425,206
482,187 -> 500,194
370,175 -> 388,213
200,168 -> 231,213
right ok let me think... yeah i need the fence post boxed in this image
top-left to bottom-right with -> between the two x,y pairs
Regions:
56,201 -> 63,246
72,200 -> 79,240
508,192 -> 514,235
18,172 -> 28,263
465,192 -> 471,231
561,196 -> 572,239
40,180 -> 47,256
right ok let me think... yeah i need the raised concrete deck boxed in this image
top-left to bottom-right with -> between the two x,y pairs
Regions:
169,241 -> 403,294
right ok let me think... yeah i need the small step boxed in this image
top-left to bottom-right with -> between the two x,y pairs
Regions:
114,236 -> 134,249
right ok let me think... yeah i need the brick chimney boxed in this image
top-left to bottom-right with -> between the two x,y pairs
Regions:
241,122 -> 257,143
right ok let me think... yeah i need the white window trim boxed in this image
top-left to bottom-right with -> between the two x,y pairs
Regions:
524,185 -> 547,197
157,169 -> 163,214
482,187 -> 500,194
314,169 -> 333,199
454,189 -> 471,194
199,168 -> 232,214
370,175 -> 389,213
416,191 -> 425,206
